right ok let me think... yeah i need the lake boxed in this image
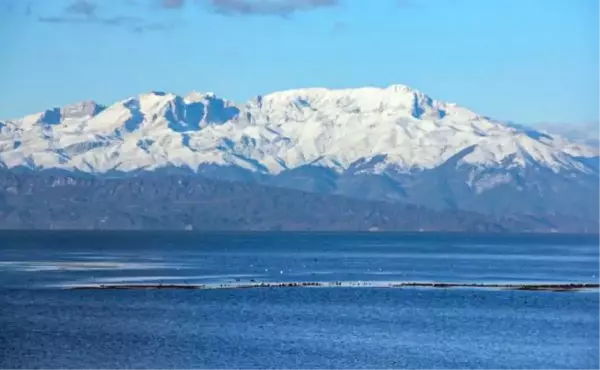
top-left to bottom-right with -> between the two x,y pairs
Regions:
1,232 -> 598,368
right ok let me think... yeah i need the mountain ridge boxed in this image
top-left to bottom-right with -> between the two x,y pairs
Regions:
2,84 -> 597,173
1,84 -> 598,221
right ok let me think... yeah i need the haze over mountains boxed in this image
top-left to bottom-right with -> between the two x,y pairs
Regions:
1,84 -> 598,231
531,122 -> 599,148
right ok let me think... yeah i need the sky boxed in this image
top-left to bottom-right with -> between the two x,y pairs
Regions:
0,0 -> 598,125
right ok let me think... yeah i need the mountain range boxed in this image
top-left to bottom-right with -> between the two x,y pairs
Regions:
1,84 -> 598,231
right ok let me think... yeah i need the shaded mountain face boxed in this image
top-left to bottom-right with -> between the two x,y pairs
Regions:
0,84 -> 597,221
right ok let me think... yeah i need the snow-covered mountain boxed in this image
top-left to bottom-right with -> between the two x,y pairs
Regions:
1,84 -> 598,218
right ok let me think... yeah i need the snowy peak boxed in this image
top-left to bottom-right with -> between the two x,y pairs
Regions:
253,84 -> 449,120
61,100 -> 105,119
5,100 -> 106,129
184,91 -> 240,126
0,84 -> 597,178
185,90 -> 218,102
81,91 -> 242,135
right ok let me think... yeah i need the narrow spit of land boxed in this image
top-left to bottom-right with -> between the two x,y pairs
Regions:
66,281 -> 600,292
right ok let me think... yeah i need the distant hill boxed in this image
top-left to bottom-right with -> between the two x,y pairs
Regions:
1,170 -> 592,232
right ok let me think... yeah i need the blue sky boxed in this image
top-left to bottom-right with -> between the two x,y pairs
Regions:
1,0 -> 598,125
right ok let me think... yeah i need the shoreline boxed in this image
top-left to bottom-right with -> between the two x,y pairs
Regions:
66,281 -> 600,292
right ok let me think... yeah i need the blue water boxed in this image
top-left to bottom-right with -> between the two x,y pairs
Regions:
1,232 -> 598,368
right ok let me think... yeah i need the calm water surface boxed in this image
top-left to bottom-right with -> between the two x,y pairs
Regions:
1,232 -> 598,368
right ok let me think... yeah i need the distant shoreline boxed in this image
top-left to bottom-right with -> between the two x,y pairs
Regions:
0,229 -> 598,236
67,281 -> 600,293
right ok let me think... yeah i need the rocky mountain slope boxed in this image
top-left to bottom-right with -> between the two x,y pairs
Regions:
1,84 -> 597,221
